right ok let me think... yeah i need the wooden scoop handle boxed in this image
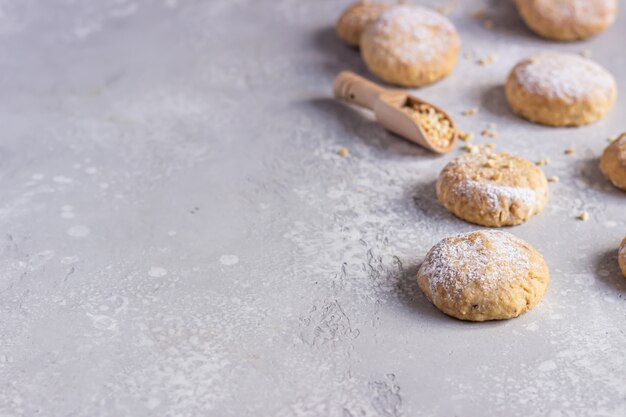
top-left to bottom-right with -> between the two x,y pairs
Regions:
332,71 -> 386,111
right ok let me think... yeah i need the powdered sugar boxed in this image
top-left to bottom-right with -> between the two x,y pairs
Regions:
529,0 -> 616,25
458,180 -> 538,214
367,4 -> 459,64
419,230 -> 531,296
512,52 -> 616,104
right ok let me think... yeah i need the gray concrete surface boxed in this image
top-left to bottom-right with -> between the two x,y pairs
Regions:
0,0 -> 625,416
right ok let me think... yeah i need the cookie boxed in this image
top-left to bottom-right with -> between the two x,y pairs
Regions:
505,52 -> 617,127
335,1 -> 392,48
360,4 -> 460,87
417,230 -> 549,322
436,151 -> 548,227
515,0 -> 618,41
617,238 -> 626,277
600,133 -> 626,191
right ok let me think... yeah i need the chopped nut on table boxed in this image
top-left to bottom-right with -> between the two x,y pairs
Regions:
481,128 -> 497,138
462,107 -> 479,116
458,131 -> 474,142
477,53 -> 498,66
402,102 -> 456,148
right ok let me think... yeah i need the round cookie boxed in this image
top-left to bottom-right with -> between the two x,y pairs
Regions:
617,238 -> 626,278
600,133 -> 626,191
505,52 -> 617,127
360,4 -> 460,87
335,1 -> 392,48
417,230 -> 550,321
515,0 -> 617,41
436,151 -> 548,227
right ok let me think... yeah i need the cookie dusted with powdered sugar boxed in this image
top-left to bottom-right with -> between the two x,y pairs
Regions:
417,230 -> 549,322
335,1 -> 392,48
360,4 -> 460,87
436,151 -> 548,227
505,52 -> 617,127
515,0 -> 617,41
600,133 -> 626,192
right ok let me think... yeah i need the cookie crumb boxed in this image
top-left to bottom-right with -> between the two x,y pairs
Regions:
578,211 -> 589,221
564,148 -> 575,155
338,148 -> 349,157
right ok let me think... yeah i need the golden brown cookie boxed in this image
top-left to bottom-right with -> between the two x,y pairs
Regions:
617,238 -> 626,278
417,230 -> 550,322
360,4 -> 460,87
505,52 -> 617,127
436,151 -> 548,227
515,0 -> 618,41
600,133 -> 626,191
335,1 -> 392,48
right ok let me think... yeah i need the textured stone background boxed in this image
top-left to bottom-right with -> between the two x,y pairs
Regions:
0,0 -> 624,416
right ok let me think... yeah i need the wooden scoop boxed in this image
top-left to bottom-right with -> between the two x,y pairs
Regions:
332,71 -> 458,154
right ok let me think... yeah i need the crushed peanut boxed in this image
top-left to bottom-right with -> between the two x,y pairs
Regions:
477,53 -> 498,66
338,148 -> 349,157
564,148 -> 575,155
462,143 -> 494,154
483,19 -> 494,30
481,129 -> 497,138
548,175 -> 559,183
578,211 -> 589,221
402,101 -> 455,148
536,158 -> 550,166
458,131 -> 474,142
462,107 -> 479,116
